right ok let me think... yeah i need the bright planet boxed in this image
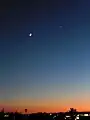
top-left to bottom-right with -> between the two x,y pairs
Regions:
29,33 -> 32,37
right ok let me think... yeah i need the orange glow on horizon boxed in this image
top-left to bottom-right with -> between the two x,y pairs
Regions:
1,97 -> 90,113
1,105 -> 90,113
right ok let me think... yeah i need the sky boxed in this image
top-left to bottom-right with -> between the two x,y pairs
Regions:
0,0 -> 90,113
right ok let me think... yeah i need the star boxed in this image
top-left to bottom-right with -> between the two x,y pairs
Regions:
59,25 -> 63,28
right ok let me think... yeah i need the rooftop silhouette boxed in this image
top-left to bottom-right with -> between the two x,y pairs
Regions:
1,107 -> 90,120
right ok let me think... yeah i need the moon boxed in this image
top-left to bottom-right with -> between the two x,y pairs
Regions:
29,33 -> 32,37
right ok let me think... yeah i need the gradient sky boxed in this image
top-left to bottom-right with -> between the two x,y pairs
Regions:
1,0 -> 90,113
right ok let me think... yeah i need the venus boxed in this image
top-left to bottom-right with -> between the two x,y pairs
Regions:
29,33 -> 32,37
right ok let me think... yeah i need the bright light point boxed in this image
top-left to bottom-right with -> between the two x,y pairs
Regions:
84,114 -> 88,116
76,116 -> 79,119
29,33 -> 32,37
66,115 -> 70,118
4,115 -> 9,117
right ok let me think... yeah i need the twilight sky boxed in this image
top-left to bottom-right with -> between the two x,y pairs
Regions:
1,0 -> 90,113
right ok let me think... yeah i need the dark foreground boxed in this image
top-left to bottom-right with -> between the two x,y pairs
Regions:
1,111 -> 90,120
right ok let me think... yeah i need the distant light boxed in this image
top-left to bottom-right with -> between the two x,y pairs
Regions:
53,115 -> 56,119
66,115 -> 70,118
4,115 -> 9,117
76,116 -> 79,120
84,114 -> 88,116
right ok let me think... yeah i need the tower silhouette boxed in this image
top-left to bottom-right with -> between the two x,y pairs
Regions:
25,109 -> 27,113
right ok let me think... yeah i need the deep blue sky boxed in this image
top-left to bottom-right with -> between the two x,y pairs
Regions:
1,0 -> 90,112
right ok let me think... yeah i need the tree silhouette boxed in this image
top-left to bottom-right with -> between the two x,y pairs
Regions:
25,109 -> 27,113
69,108 -> 77,120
